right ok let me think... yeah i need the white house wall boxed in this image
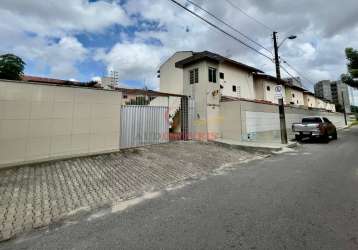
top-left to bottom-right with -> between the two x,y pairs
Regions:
303,94 -> 316,108
159,51 -> 193,95
183,61 -> 211,139
219,63 -> 255,99
286,88 -> 304,106
263,81 -> 286,104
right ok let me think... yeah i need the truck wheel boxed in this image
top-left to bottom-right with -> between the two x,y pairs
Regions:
321,133 -> 329,143
332,130 -> 338,140
295,134 -> 302,142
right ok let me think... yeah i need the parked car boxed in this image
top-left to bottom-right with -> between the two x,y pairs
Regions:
292,116 -> 337,142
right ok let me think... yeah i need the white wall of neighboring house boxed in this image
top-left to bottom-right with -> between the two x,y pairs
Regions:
263,81 -> 285,104
0,80 -> 122,168
303,94 -> 316,108
159,51 -> 193,95
316,98 -> 326,109
286,88 -> 304,106
327,103 -> 336,112
219,63 -> 255,99
254,79 -> 264,100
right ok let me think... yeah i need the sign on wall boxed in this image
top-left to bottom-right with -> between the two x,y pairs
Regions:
275,85 -> 284,99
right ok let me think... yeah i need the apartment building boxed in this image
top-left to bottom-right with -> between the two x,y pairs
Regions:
315,80 -> 351,113
174,51 -> 263,135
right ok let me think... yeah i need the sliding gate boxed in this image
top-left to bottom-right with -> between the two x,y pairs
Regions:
120,105 -> 169,148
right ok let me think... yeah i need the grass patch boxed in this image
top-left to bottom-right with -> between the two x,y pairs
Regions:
350,120 -> 358,127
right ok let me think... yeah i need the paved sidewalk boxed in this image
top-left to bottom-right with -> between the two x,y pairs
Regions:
0,141 -> 262,241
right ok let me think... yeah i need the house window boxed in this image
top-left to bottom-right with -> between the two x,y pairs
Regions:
220,72 -> 225,79
208,67 -> 217,83
189,68 -> 199,84
266,86 -> 271,91
292,93 -> 295,98
123,95 -> 128,99
232,85 -> 237,92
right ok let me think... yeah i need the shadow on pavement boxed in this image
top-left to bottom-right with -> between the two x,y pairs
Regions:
296,137 -> 338,144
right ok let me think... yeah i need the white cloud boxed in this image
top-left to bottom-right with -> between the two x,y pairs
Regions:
92,76 -> 102,83
95,41 -> 170,89
1,0 -> 358,88
13,36 -> 88,78
121,0 -> 358,90
0,0 -> 130,36
0,0 -> 130,80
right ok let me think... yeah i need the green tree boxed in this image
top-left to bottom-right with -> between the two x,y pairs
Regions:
346,48 -> 358,78
0,54 -> 26,80
342,48 -> 358,88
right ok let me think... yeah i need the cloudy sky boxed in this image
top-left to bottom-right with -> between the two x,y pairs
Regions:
1,0 -> 358,91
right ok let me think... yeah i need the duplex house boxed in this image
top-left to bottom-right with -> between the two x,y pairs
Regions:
172,51 -> 263,137
159,51 -> 263,98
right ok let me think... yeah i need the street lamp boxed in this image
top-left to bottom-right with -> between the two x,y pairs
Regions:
273,32 -> 297,144
278,35 -> 297,48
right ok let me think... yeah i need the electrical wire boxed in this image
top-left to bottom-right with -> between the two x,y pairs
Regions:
224,0 -> 274,32
186,0 -> 272,55
170,0 -> 317,91
168,0 -> 273,61
282,59 -> 316,87
280,65 -> 312,90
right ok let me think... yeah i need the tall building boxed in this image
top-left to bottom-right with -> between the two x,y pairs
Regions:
348,85 -> 358,107
314,80 -> 351,113
314,80 -> 333,101
101,71 -> 119,89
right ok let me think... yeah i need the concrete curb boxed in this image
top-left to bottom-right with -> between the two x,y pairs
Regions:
212,140 -> 297,154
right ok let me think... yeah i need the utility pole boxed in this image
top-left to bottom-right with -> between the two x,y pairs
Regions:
273,31 -> 288,144
341,91 -> 348,125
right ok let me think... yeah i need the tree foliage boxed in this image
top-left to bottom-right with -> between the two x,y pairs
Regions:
346,48 -> 358,78
0,54 -> 26,80
342,48 -> 358,88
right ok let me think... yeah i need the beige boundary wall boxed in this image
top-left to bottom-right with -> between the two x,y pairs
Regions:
0,80 -> 122,168
220,100 -> 347,143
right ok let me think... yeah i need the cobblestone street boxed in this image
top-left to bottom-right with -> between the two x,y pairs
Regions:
0,142 -> 262,241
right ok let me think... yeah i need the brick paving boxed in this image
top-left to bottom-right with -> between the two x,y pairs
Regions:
0,141 -> 262,241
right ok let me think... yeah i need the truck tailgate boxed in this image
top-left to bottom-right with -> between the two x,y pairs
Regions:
293,123 -> 319,132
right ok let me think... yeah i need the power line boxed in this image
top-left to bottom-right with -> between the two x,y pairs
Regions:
282,59 -> 316,87
280,65 -> 312,90
169,0 -> 316,91
186,0 -> 272,55
224,0 -> 274,32
168,0 -> 273,61
221,0 -> 316,88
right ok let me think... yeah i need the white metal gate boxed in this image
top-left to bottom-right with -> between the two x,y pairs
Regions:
120,106 -> 169,148
188,98 -> 196,140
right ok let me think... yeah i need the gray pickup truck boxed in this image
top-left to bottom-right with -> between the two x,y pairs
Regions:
292,116 -> 337,142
